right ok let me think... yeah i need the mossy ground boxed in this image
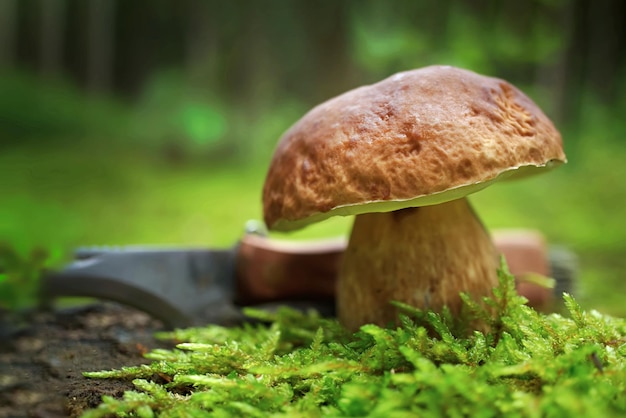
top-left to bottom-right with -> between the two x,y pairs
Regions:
82,265 -> 626,417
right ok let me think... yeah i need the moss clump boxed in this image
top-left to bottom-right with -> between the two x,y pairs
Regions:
82,264 -> 626,417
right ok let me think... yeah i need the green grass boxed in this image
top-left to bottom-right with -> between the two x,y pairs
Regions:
80,269 -> 626,417
0,143 -> 257,249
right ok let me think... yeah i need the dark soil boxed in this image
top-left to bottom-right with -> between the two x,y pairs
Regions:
0,303 -> 171,417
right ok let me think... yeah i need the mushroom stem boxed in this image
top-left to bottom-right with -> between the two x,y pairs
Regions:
337,197 -> 499,330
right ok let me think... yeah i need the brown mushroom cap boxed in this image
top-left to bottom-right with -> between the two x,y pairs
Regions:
263,65 -> 566,231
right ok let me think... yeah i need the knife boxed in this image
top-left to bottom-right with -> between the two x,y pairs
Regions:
39,225 -> 576,329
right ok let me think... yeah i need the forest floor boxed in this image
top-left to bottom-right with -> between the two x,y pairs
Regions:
0,303 -> 171,417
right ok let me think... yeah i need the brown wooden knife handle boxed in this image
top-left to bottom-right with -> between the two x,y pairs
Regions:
493,229 -> 552,311
235,234 -> 344,305
235,230 -> 553,310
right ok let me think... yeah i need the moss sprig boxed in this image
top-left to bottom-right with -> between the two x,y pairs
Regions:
82,264 -> 626,417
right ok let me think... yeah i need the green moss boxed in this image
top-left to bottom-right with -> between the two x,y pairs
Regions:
82,264 -> 626,417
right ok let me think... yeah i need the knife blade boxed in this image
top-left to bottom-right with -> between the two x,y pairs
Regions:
41,246 -> 242,328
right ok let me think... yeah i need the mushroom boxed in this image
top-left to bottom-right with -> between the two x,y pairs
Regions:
262,65 -> 566,330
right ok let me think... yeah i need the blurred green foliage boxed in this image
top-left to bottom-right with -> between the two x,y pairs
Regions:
132,72 -> 227,150
0,72 -> 130,141
0,244 -> 51,311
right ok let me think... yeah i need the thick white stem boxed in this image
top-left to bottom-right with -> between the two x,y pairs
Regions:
337,197 -> 498,330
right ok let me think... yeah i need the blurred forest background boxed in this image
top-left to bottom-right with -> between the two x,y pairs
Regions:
1,0 -> 625,314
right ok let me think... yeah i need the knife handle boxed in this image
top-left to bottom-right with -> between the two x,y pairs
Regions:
235,230 -> 559,311
235,234 -> 343,305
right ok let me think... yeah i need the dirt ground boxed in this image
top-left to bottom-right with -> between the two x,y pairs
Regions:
0,303 -> 171,418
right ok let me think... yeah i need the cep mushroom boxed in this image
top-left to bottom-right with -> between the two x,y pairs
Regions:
262,65 -> 566,330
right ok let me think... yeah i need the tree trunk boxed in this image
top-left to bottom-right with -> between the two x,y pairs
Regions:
185,0 -> 218,87
534,2 -> 575,125
0,0 -> 17,70
87,0 -> 115,93
584,0 -> 625,102
40,0 -> 66,77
